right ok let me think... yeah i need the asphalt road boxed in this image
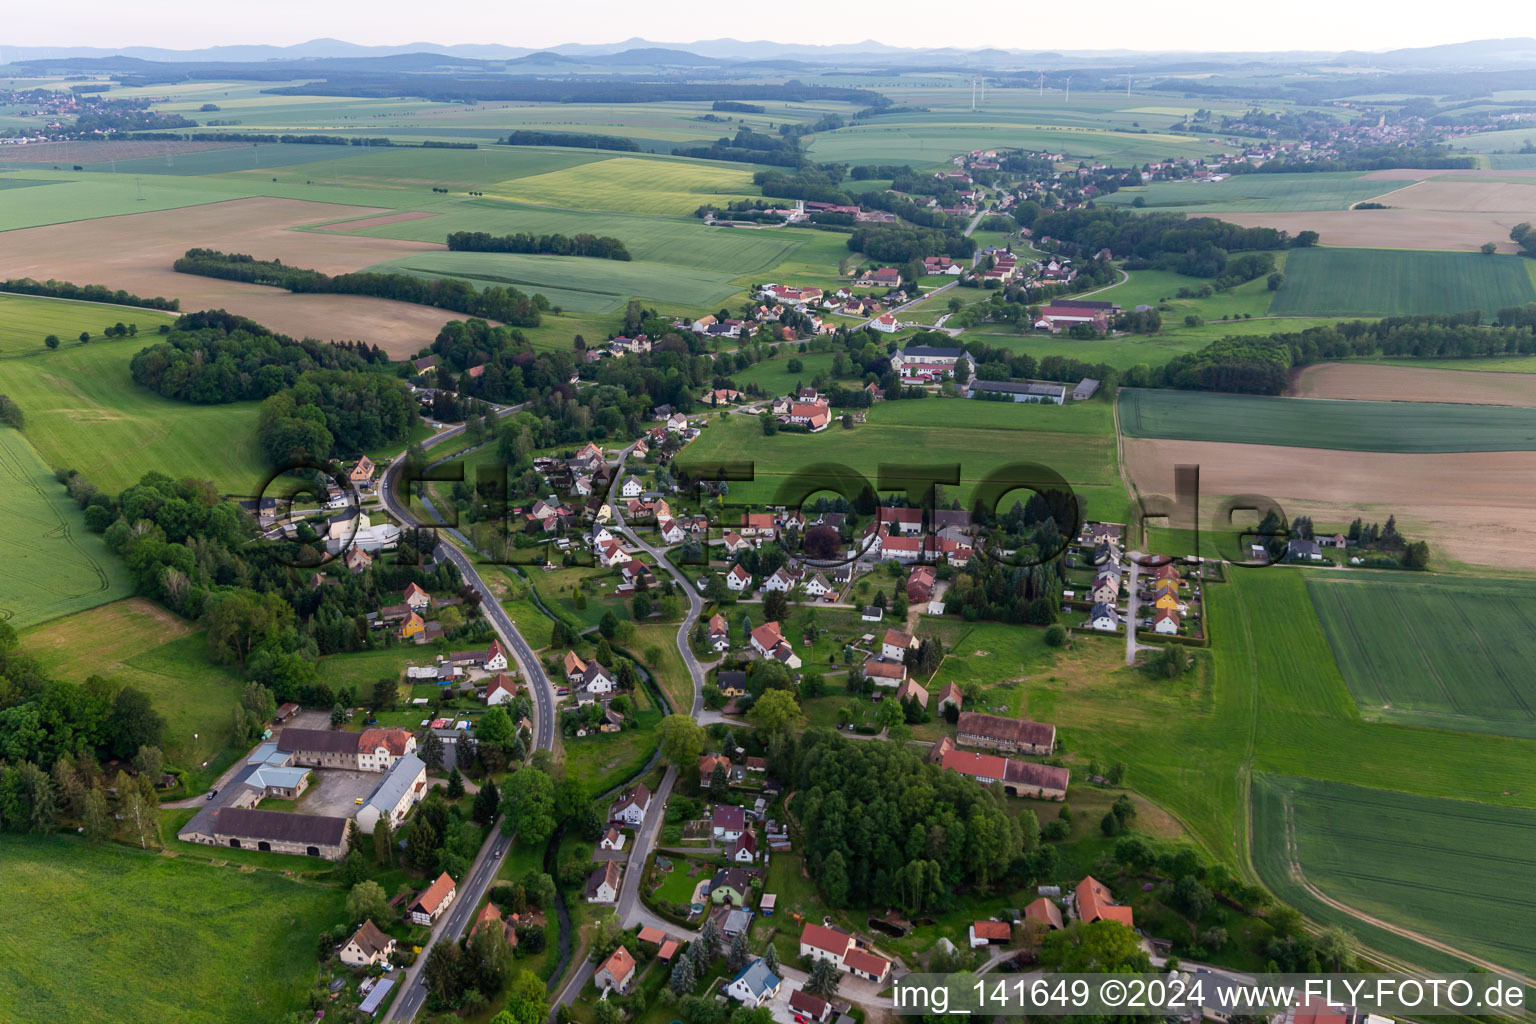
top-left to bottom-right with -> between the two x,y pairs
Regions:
373,410 -> 556,1024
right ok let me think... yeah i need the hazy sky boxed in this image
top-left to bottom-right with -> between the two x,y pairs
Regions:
7,0 -> 1536,53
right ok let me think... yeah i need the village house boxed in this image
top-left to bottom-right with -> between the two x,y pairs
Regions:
907,565 -> 936,602
738,512 -> 777,539
729,830 -> 758,863
712,805 -> 747,842
726,959 -> 783,1006
786,402 -> 831,432
484,673 -> 519,706
340,920 -> 397,968
708,613 -> 731,652
595,946 -> 636,993
709,866 -> 756,905
969,920 -> 1012,948
956,712 -> 1056,755
761,566 -> 802,593
889,344 -> 965,380
722,531 -> 753,555
1152,608 -> 1182,635
699,753 -> 732,777
586,860 -> 622,904
1026,896 -> 1065,930
409,873 -> 458,926
871,312 -> 898,333
354,753 -> 427,832
599,824 -> 626,851
798,923 -> 893,984
609,784 -> 652,826
896,678 -> 929,710
749,621 -> 802,669
803,573 -> 835,600
1075,875 -> 1134,928
717,671 -> 747,698
350,455 -> 376,492
1089,602 -> 1120,632
725,564 -> 754,592
937,681 -> 964,714
882,628 -> 918,662
277,727 -> 416,772
862,657 -> 907,686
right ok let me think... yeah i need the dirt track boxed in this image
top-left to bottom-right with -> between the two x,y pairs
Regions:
1287,362 -> 1536,407
1123,436 -> 1536,570
0,197 -> 454,355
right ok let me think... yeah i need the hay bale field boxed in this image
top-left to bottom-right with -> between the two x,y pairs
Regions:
1118,387 -> 1536,452
1307,574 -> 1536,739
1268,247 -> 1536,316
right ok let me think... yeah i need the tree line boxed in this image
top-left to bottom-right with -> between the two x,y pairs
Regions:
130,310 -> 390,404
173,248 -> 550,327
1029,206 -> 1311,279
502,130 -> 639,151
257,369 -> 418,466
0,277 -> 179,311
446,230 -> 630,261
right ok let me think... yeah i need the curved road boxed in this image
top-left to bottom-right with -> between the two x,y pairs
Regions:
374,412 -> 556,1024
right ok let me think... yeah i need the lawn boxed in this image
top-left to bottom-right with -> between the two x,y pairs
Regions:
632,622 -> 696,715
487,155 -> 757,216
21,598 -> 246,766
314,645 -> 441,696
562,709 -> 662,796
0,835 -> 343,1024
675,394 -> 1126,523
0,425 -> 133,629
1252,773 -> 1536,976
0,306 -> 267,493
1268,248 -> 1536,317
370,250 -> 745,315
726,350 -> 841,392
1307,574 -> 1536,739
1118,387 -> 1536,453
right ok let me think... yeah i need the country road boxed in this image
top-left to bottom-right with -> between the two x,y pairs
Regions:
374,409 -> 557,1024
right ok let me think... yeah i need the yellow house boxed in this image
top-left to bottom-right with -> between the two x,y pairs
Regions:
721,686 -> 746,698
1153,577 -> 1179,594
1152,592 -> 1180,611
398,611 -> 425,640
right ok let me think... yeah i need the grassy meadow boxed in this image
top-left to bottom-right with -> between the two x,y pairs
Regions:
0,835 -> 343,1024
0,299 -> 266,493
0,425 -> 133,629
1118,387 -> 1536,452
1269,247 -> 1536,317
487,155 -> 757,216
21,599 -> 245,766
1308,574 -> 1536,739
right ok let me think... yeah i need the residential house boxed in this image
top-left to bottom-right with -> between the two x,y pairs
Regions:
340,920 -> 397,968
277,728 -> 416,772
1289,538 -> 1324,561
1025,896 -> 1065,930
709,866 -> 755,905
738,513 -> 777,539
1075,875 -> 1134,928
699,753 -> 732,777
882,628 -> 918,661
354,753 -> 427,832
726,959 -> 782,1006
345,546 -> 373,574
397,611 -> 425,642
722,532 -> 752,555
595,946 -> 636,993
937,682 -> 963,714
798,924 -> 892,984
563,650 -> 589,682
712,805 -> 746,842
609,784 -> 652,826
350,456 -> 376,491
585,861 -> 622,904
729,830 -> 758,863
862,658 -> 906,686
717,671 -> 747,698
871,312 -> 898,333
896,678 -> 929,710
956,713 -> 1056,755
484,673 -> 519,706
969,920 -> 1012,947
749,621 -> 801,669
787,402 -> 831,432
707,613 -> 731,652
402,582 -> 432,610
1089,603 -> 1120,632
621,476 -> 645,499
907,565 -> 936,602
657,517 -> 684,544
409,873 -> 458,926
599,825 -> 626,851
1090,574 -> 1120,606
890,344 -> 965,380
790,990 -> 832,1022
725,564 -> 753,592
579,661 -> 615,696
803,573 -> 835,599
762,566 -> 802,593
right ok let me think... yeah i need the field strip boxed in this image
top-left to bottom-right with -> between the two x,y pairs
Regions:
1310,582 -> 1393,707
1282,798 -> 1536,984
1383,587 -> 1461,712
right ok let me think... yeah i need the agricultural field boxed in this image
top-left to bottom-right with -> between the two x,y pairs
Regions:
1089,260 -> 1283,322
0,316 -> 267,493
1098,172 -> 1401,213
1252,774 -> 1536,976
0,426 -> 132,629
21,598 -> 245,766
0,835 -> 344,1024
1287,362 -> 1536,406
1307,575 -> 1536,739
1268,248 -> 1536,316
675,395 -> 1126,522
1219,208 -> 1532,254
1118,387 -> 1536,453
370,250 -> 744,314
486,155 -> 758,216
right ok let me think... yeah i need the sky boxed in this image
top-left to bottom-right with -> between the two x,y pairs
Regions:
5,0 -> 1536,53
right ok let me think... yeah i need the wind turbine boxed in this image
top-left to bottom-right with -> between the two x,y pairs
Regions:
1126,75 -> 1133,98
1064,75 -> 1073,103
1037,72 -> 1045,99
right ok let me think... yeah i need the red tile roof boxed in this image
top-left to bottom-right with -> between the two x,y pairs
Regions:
1025,896 -> 1064,929
843,948 -> 892,978
1076,875 -> 1134,928
942,748 -> 1008,781
413,872 -> 456,916
972,920 -> 1012,940
800,922 -> 854,957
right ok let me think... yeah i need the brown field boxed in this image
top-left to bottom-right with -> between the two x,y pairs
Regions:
1365,179 -> 1536,214
0,139 -> 245,163
1124,437 -> 1536,570
321,210 -> 441,233
1220,209 -> 1527,253
1288,362 -> 1536,407
0,197 -> 455,355
1360,168 -> 1536,181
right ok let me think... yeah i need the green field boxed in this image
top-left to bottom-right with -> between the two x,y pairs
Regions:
1118,387 -> 1536,452
372,250 -> 744,314
1268,248 -> 1536,317
1253,774 -> 1536,975
22,599 -> 245,765
1098,172 -> 1397,213
488,155 -> 757,216
0,298 -> 266,493
675,395 -> 1126,521
0,835 -> 343,1024
0,426 -> 132,629
1308,575 -> 1536,739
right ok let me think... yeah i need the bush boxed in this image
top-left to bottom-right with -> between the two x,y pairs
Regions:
1044,624 -> 1068,647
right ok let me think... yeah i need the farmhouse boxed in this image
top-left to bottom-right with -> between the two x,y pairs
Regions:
937,682 -> 963,714
195,807 -> 349,859
1025,896 -> 1065,930
1075,875 -> 1134,928
340,920 -> 397,968
863,658 -> 907,686
956,712 -> 1056,755
967,379 -> 1067,405
787,402 -> 831,431
354,753 -> 427,833
277,727 -> 416,772
798,923 -> 893,984
1034,306 -> 1110,332
890,344 -> 964,380
409,873 -> 458,926
896,678 -> 929,710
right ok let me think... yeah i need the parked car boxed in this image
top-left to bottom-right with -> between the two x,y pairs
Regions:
206,789 -> 218,800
